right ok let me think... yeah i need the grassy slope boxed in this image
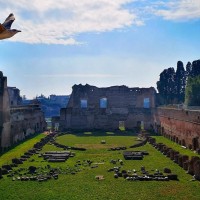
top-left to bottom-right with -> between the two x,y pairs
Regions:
153,136 -> 200,158
0,133 -> 200,200
0,134 -> 45,166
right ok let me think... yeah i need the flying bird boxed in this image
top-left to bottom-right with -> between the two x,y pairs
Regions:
0,13 -> 21,40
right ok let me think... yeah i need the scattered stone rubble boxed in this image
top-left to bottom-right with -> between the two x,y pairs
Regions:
0,133 -> 56,179
7,166 -> 62,182
41,151 -> 75,162
109,146 -> 127,151
123,151 -> 149,160
148,136 -> 200,181
108,165 -> 178,181
129,137 -> 148,148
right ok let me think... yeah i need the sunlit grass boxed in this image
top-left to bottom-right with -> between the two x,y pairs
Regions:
0,133 -> 200,200
106,132 -> 115,135
84,132 -> 92,135
0,134 -> 45,166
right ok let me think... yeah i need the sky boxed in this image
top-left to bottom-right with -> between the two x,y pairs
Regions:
0,0 -> 200,98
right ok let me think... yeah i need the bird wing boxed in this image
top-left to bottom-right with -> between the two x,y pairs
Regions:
0,23 -> 6,33
2,13 -> 15,29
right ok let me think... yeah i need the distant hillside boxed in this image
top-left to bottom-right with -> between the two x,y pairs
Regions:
23,94 -> 70,118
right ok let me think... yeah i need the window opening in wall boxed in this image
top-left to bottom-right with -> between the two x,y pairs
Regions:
192,137 -> 199,150
119,121 -> 125,131
23,129 -> 26,136
143,98 -> 150,108
100,98 -> 107,108
80,99 -> 87,108
137,121 -> 141,132
55,123 -> 59,131
182,139 -> 186,147
141,121 -> 144,130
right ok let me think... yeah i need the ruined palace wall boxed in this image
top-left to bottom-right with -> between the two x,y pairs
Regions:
10,105 -> 47,144
67,84 -> 155,109
0,71 -> 47,151
156,108 -> 200,149
60,84 -> 156,130
60,108 -> 154,130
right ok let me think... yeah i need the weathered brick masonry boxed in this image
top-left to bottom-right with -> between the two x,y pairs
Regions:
10,105 -> 47,144
155,108 -> 200,150
0,72 -> 47,151
60,84 -> 156,130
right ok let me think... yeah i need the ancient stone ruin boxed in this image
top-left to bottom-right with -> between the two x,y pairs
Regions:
0,72 -> 47,151
41,151 -> 74,162
58,84 -> 156,131
123,151 -> 149,160
148,136 -> 200,180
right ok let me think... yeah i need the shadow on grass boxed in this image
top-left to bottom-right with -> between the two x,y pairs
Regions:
59,129 -> 161,137
59,130 -> 155,137
59,130 -> 140,137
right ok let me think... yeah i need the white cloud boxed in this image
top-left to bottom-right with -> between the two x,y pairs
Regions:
0,0 -> 141,45
153,0 -> 200,21
2,1 -> 198,45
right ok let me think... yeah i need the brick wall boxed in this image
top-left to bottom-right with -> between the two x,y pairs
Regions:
156,107 -> 200,150
60,84 -> 156,131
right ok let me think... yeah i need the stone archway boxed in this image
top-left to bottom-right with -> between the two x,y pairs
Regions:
119,121 -> 125,131
182,139 -> 186,147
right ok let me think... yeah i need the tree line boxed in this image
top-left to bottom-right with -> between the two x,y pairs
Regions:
157,59 -> 200,106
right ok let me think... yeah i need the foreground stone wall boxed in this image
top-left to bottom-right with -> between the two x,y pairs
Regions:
60,84 -> 156,130
0,72 -> 11,149
0,71 -> 47,151
156,108 -> 200,150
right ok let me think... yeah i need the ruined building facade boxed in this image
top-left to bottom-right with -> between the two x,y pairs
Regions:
58,84 -> 200,151
60,84 -> 156,130
10,105 -> 47,144
0,72 -> 46,151
0,72 -> 11,150
8,87 -> 22,106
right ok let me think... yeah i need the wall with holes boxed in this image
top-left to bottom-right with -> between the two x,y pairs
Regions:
156,107 -> 200,150
60,84 -> 156,130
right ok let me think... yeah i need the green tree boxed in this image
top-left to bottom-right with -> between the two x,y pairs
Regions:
157,67 -> 176,104
190,60 -> 200,78
175,61 -> 186,103
185,75 -> 200,106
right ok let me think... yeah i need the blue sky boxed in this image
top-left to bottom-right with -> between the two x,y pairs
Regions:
0,0 -> 200,98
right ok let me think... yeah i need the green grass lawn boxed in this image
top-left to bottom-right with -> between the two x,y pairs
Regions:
0,132 -> 200,200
